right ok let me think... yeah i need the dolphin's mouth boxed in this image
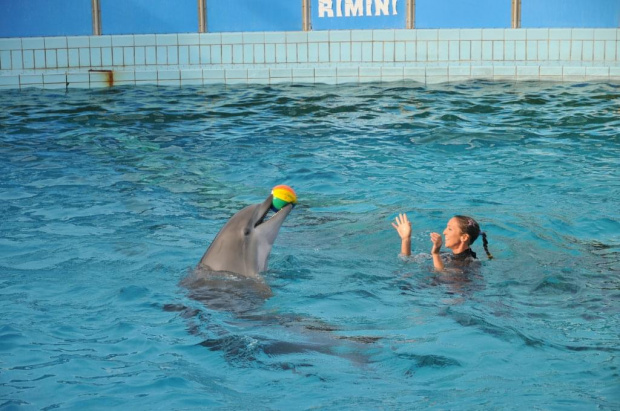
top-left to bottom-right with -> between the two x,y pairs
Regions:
254,206 -> 287,228
254,208 -> 270,228
252,195 -> 292,231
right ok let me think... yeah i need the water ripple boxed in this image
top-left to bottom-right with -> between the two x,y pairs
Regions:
1,81 -> 619,410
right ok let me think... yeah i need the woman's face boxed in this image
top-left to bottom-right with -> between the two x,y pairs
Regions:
443,217 -> 468,249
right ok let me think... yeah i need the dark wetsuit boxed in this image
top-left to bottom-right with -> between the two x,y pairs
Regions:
434,248 -> 481,290
445,248 -> 478,269
451,248 -> 477,261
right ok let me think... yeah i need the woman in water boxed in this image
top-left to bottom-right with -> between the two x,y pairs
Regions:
392,213 -> 493,271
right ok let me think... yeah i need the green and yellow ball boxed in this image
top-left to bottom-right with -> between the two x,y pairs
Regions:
271,185 -> 297,211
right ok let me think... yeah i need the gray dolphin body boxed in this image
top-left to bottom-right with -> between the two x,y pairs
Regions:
180,198 -> 375,365
199,195 -> 293,278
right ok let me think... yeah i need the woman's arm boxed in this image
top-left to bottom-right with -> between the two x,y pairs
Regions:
392,213 -> 412,256
430,232 -> 444,270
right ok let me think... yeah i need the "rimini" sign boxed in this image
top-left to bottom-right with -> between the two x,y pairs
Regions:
317,0 -> 399,18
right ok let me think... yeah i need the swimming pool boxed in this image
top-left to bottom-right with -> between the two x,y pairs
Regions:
1,81 -> 618,409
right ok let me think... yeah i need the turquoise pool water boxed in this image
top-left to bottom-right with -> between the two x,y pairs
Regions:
1,81 -> 619,410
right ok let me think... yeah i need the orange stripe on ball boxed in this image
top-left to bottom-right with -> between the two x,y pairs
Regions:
271,185 -> 297,204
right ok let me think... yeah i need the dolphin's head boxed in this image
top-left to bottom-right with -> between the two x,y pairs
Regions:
199,195 -> 293,277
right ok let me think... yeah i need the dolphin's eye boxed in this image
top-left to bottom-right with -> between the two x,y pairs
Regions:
243,228 -> 251,236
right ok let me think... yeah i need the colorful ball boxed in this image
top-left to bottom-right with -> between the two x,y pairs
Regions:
271,185 -> 297,211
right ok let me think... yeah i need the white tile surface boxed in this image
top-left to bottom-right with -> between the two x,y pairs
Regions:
0,29 -> 618,88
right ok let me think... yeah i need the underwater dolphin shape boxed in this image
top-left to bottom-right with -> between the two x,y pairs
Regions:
199,195 -> 293,277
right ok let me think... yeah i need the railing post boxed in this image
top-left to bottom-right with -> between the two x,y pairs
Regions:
302,0 -> 310,31
198,0 -> 207,32
407,0 -> 415,29
511,0 -> 521,28
92,0 -> 101,35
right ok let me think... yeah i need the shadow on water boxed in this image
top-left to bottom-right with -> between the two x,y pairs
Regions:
165,267 -> 378,369
179,268 -> 274,315
394,253 -> 487,299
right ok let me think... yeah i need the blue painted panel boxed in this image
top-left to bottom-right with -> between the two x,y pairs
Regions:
0,0 -> 92,38
101,0 -> 196,35
522,0 -> 620,28
312,0 -> 406,30
416,0 -> 511,29
208,0 -> 301,32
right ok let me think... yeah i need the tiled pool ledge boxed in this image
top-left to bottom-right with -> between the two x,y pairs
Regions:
1,64 -> 618,89
1,28 -> 619,89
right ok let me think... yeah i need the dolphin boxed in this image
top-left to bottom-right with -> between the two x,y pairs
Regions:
174,197 -> 377,366
198,194 -> 293,278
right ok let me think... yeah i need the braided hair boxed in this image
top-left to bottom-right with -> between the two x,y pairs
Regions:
453,215 -> 493,260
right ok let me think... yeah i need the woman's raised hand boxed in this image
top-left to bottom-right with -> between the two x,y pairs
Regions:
392,213 -> 412,240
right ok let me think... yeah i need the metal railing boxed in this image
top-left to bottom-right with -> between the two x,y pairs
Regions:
87,0 -> 524,36
198,0 -> 207,32
92,0 -> 101,35
512,0 -> 522,28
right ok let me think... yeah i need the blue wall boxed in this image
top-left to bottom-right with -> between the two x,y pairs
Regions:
101,0 -> 197,35
416,0 -> 511,29
0,0 -> 618,38
0,0 -> 92,37
522,0 -> 620,28
208,0 -> 301,32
